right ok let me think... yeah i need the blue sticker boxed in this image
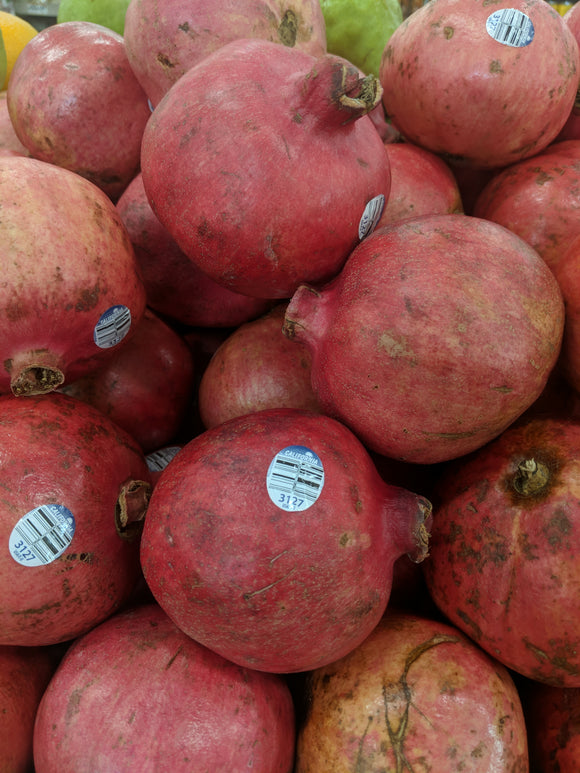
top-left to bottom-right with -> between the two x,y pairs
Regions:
94,304 -> 132,349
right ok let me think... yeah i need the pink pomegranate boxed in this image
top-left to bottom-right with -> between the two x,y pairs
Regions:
60,308 -> 195,453
0,645 -> 56,773
423,414 -> 580,686
523,681 -> 580,771
140,408 -> 432,673
198,304 -> 321,429
380,0 -> 579,168
0,92 -> 28,157
141,38 -> 391,299
473,139 -> 580,271
0,392 -> 151,646
116,173 -> 273,328
7,22 -> 151,201
33,603 -> 296,772
283,213 -> 564,464
377,140 -> 463,226
124,0 -> 327,106
0,155 -> 146,397
295,610 -> 529,771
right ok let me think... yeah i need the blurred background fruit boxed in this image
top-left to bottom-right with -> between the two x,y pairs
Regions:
57,0 -> 131,35
0,10 -> 36,89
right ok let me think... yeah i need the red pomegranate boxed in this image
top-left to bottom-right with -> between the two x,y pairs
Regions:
7,22 -> 151,201
124,0 -> 327,106
140,408 -> 432,673
295,610 -> 529,771
33,603 -> 296,772
0,155 -> 146,397
377,140 -> 463,226
0,392 -> 151,647
60,308 -> 195,453
423,414 -> 580,686
0,645 -> 56,773
380,0 -> 579,168
141,38 -> 391,299
283,213 -> 564,464
553,233 -> 580,394
523,681 -> 580,771
116,173 -> 273,328
198,304 -> 321,429
473,140 -> 580,271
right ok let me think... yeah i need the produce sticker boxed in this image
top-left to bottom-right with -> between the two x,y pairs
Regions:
266,445 -> 324,512
93,304 -> 132,348
358,194 -> 386,240
9,504 -> 76,567
486,9 -> 535,48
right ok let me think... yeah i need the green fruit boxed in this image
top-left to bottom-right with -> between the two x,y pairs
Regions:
0,30 -> 6,92
320,0 -> 403,76
57,0 -> 131,36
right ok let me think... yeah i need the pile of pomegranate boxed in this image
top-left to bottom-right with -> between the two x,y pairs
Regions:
2,0 -> 580,769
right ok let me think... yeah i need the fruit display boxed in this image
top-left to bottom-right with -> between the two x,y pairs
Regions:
1,0 -> 580,769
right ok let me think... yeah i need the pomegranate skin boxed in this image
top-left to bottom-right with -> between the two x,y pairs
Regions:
116,173 -> 273,328
554,233 -> 580,394
6,22 -> 151,202
284,213 -> 564,464
140,408 -> 432,673
380,0 -> 579,169
33,603 -> 295,773
295,611 -> 529,772
0,392 -> 151,646
523,681 -> 580,771
141,38 -> 391,299
198,304 -> 321,429
423,415 -> 580,686
0,155 -> 147,397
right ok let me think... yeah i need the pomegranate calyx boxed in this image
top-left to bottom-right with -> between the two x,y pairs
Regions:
11,365 -> 65,396
115,479 -> 152,540
408,496 -> 433,564
340,73 -> 383,115
278,9 -> 298,48
513,458 -> 550,497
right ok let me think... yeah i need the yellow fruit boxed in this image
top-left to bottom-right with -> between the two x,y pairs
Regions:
0,11 -> 38,90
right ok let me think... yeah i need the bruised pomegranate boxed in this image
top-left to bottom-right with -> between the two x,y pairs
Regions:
7,22 -> 151,201
0,155 -> 146,397
295,610 -> 529,771
116,173 -> 273,328
423,415 -> 580,686
0,392 -> 151,646
0,645 -> 56,773
283,213 -> 564,464
33,603 -> 295,773
380,0 -> 579,168
140,408 -> 432,673
141,38 -> 390,299
124,0 -> 327,106
198,305 -> 321,428
60,308 -> 195,453
473,140 -> 580,271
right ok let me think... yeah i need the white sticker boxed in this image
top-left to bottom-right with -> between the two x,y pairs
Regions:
9,504 -> 75,567
358,194 -> 385,240
146,445 -> 181,472
266,445 -> 324,512
93,305 -> 132,349
486,9 -> 534,48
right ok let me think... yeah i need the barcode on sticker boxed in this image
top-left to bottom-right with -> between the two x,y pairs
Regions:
266,445 -> 324,512
94,305 -> 132,349
486,9 -> 534,48
358,194 -> 385,240
9,504 -> 75,567
146,446 -> 181,472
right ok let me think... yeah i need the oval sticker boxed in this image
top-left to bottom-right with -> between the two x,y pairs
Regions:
266,445 -> 324,512
94,304 -> 132,349
486,9 -> 534,48
359,194 -> 386,240
9,504 -> 75,567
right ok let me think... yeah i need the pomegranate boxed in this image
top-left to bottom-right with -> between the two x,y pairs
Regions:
0,645 -> 56,773
557,1 -> 580,142
124,0 -> 327,106
423,414 -> 580,686
295,610 -> 529,771
523,681 -> 580,771
141,38 -> 391,299
198,304 -> 321,429
0,93 -> 27,157
60,308 -> 195,453
377,140 -> 463,226
554,234 -> 580,393
146,445 -> 182,488
116,173 -> 273,328
283,213 -> 564,464
473,140 -> 580,271
7,22 -> 151,202
140,408 -> 432,673
380,0 -> 579,168
33,603 -> 296,772
0,155 -> 147,397
0,392 -> 151,646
